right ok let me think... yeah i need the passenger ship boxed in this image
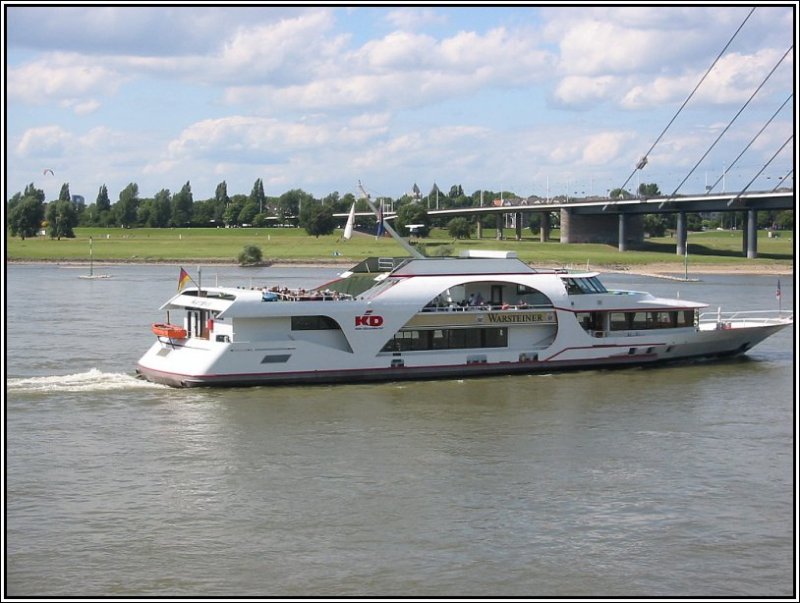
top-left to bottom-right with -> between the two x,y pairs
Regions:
136,251 -> 792,388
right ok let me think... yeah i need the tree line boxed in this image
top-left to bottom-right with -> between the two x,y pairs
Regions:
6,178 -> 794,240
6,178 -> 524,240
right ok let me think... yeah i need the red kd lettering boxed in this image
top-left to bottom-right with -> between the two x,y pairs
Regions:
355,314 -> 384,327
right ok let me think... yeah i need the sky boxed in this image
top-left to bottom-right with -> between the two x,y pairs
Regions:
3,3 -> 796,205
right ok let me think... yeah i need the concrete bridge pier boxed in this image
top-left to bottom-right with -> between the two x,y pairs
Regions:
540,212 -> 550,242
746,208 -> 758,259
476,217 -> 482,239
560,209 -> 643,247
742,211 -> 748,256
496,214 -> 504,240
618,214 -> 627,252
560,209 -> 572,244
515,212 -> 523,240
676,211 -> 687,256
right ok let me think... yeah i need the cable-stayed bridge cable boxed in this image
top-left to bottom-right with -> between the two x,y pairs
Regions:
772,168 -> 793,192
614,7 -> 756,196
705,93 -> 793,194
727,134 -> 793,206
662,45 -> 793,202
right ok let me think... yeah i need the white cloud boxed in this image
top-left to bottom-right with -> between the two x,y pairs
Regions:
62,99 -> 102,115
695,49 -> 793,104
439,27 -> 552,82
544,7 -> 723,77
6,6 -> 308,56
14,124 -> 144,172
385,8 -> 449,30
16,125 -> 73,157
582,131 -> 631,165
217,11 -> 339,83
357,31 -> 437,71
558,20 -> 657,75
7,54 -> 125,106
224,24 -> 553,114
622,48 -> 793,109
161,114 -> 392,170
546,6 -> 793,114
552,75 -> 619,108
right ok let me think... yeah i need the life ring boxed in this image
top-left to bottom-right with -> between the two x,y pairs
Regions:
152,323 -> 187,339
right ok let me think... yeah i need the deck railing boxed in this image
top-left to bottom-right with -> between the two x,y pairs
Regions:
698,308 -> 794,327
422,303 -> 553,313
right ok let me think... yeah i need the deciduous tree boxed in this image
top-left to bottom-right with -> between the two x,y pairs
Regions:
115,183 -> 139,227
171,181 -> 193,226
8,186 -> 45,239
46,199 -> 78,239
300,203 -> 336,237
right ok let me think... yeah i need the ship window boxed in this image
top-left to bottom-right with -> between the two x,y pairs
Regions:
564,278 -> 584,295
585,277 -> 608,293
608,310 -> 695,331
388,330 -> 429,352
563,277 -> 608,295
261,354 -> 291,364
431,329 -> 448,349
483,328 -> 507,347
630,312 -> 649,329
516,284 -> 553,306
610,312 -> 629,330
449,329 -> 467,348
291,315 -> 341,331
653,312 -> 675,328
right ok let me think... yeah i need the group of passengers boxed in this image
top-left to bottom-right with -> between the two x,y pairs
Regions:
260,285 -> 351,301
424,292 -> 530,312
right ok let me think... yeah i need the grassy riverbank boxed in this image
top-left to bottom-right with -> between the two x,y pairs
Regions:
5,226 -> 795,274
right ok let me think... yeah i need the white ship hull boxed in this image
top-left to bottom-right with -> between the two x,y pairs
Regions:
136,256 -> 792,388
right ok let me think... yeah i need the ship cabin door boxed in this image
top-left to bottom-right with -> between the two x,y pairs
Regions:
187,309 -> 210,339
490,285 -> 503,307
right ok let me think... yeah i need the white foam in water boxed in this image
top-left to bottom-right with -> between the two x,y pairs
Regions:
7,368 -> 166,393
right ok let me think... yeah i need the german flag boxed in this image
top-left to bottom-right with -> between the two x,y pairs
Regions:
178,267 -> 192,291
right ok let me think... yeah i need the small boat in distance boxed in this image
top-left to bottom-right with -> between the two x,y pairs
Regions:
78,236 -> 111,280
135,194 -> 792,388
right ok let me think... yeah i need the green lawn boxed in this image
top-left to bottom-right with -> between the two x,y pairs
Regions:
5,226 -> 795,269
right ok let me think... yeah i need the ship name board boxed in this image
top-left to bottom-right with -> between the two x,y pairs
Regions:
486,311 -> 554,324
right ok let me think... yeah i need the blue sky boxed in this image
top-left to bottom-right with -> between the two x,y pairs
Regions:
4,4 -> 796,204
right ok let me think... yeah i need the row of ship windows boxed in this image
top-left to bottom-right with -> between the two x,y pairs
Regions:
562,277 -> 608,295
290,315 -> 511,352
283,310 -> 697,341
381,328 -> 508,352
577,310 -> 697,331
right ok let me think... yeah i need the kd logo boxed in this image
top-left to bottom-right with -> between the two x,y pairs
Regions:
355,315 -> 384,327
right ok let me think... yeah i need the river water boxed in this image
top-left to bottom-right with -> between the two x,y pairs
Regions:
4,263 -> 796,598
